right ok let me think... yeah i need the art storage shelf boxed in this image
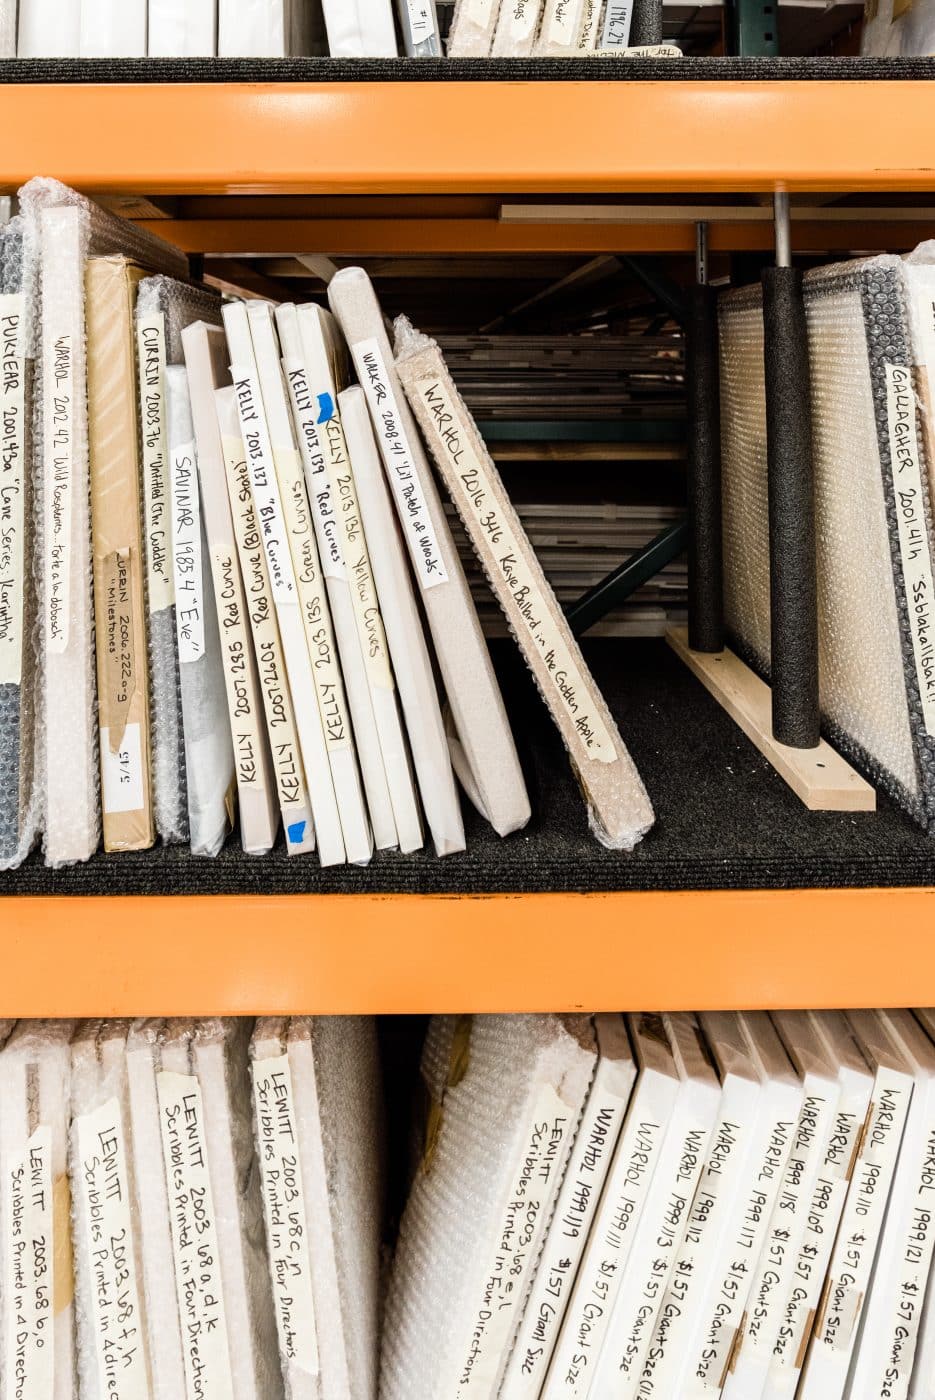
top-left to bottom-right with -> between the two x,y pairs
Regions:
3,642 -> 934,1017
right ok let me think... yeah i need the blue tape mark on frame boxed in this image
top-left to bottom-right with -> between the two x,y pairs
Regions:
287,821 -> 307,845
317,393 -> 335,424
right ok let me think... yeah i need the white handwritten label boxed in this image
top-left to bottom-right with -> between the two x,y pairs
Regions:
885,362 -> 935,736
3,1125 -> 54,1400
273,446 -> 352,753
509,0 -> 540,39
230,366 -> 295,608
547,0 -> 578,44
406,0 -> 438,41
136,316 -> 174,613
156,1072 -> 233,1400
351,339 -> 449,592
44,331 -> 74,655
210,548 -> 264,792
579,0 -> 601,46
456,1083 -> 570,1396
171,441 -> 205,665
0,294 -> 25,686
413,374 -> 617,764
74,1100 -> 149,1399
251,1056 -> 319,1380
221,432 -> 311,844
281,358 -> 347,584
100,722 -> 145,815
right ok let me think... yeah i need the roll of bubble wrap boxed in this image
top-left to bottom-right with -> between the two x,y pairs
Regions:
18,178 -> 187,867
380,1014 -> 596,1400
0,220 -> 40,870
720,253 -> 935,831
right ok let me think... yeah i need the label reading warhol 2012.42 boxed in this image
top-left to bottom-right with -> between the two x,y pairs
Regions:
0,294 -> 25,686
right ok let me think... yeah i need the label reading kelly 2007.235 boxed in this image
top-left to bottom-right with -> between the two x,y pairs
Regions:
0,294 -> 25,686
157,1071 -> 233,1400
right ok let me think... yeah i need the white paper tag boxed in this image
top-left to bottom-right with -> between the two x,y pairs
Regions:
352,339 -> 449,591
330,450 -> 395,695
171,440 -> 205,665
602,0 -> 634,44
74,1100 -> 149,1398
282,359 -> 347,584
230,367 -> 295,607
136,316 -> 174,614
579,0 -> 601,46
547,0 -> 578,44
211,548 -> 264,792
44,331 -> 74,655
2,1126 -> 54,1400
251,1056 -> 319,1379
885,363 -> 935,736
100,722 -> 145,815
457,1083 -> 571,1395
157,1072 -> 233,1400
509,0 -> 540,39
406,0 -> 438,41
413,373 -> 617,764
0,295 -> 26,686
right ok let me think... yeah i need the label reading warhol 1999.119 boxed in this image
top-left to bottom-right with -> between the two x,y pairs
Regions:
885,362 -> 935,736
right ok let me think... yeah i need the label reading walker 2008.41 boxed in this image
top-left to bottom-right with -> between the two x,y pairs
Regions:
157,1071 -> 233,1400
0,294 -> 26,686
3,1126 -> 54,1400
74,1100 -> 149,1400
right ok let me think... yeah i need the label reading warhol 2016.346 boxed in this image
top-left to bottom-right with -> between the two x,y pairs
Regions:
885,362 -> 935,736
251,1055 -> 319,1380
3,1125 -> 54,1400
414,374 -> 617,765
352,340 -> 448,592
0,294 -> 25,686
157,1072 -> 233,1400
74,1099 -> 149,1400
137,316 -> 174,615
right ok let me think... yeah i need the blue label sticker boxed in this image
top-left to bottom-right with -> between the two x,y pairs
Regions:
287,820 -> 307,845
317,392 -> 335,425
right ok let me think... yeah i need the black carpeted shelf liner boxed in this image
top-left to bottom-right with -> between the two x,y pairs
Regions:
4,639 -> 934,896
0,56 -> 933,83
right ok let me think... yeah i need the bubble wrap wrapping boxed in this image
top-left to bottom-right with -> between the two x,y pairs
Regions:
720,255 -> 935,829
0,220 -> 40,870
166,364 -> 235,857
70,1020 -> 153,1400
137,275 -> 223,845
0,1018 -> 77,1400
380,1014 -> 596,1400
251,1016 -> 384,1400
163,1018 -> 284,1400
18,178 -> 187,866
447,0 -> 503,55
395,318 -> 654,851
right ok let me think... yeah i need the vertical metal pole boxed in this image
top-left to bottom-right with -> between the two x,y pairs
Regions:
687,222 -> 725,654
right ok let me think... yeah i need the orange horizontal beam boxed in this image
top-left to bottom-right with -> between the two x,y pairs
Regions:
146,217 -> 935,257
1,888 -> 932,1017
2,81 -> 935,195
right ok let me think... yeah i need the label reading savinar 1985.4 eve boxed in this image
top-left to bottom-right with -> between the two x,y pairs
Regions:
171,440 -> 206,665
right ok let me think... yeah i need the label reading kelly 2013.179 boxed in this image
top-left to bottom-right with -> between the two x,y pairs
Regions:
0,294 -> 25,686
3,1126 -> 54,1400
157,1071 -> 234,1400
74,1099 -> 149,1400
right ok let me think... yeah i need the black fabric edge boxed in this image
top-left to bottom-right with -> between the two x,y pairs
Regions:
1,56 -> 934,83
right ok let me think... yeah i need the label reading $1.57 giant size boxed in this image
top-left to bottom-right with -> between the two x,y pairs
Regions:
157,1072 -> 233,1400
3,1125 -> 55,1400
73,1099 -> 149,1399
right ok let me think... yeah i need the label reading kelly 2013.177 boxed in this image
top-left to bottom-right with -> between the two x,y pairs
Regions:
0,294 -> 25,686
157,1072 -> 234,1400
74,1100 -> 149,1400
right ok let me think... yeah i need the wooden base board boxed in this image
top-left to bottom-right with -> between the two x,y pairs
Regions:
666,628 -> 876,813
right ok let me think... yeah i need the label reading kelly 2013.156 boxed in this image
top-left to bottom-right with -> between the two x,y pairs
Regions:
413,373 -> 617,765
136,316 -> 174,615
171,440 -> 206,665
3,1126 -> 54,1400
351,340 -> 449,592
885,362 -> 935,736
74,1100 -> 149,1400
0,294 -> 25,686
157,1071 -> 233,1400
251,1056 -> 319,1379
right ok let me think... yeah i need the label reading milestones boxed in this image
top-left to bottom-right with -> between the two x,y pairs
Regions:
156,1071 -> 233,1400
74,1100 -> 149,1400
45,331 -> 74,655
251,1056 -> 319,1378
0,294 -> 25,686
414,374 -> 617,765
136,316 -> 174,614
171,441 -> 205,665
2,1126 -> 54,1400
352,340 -> 449,591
